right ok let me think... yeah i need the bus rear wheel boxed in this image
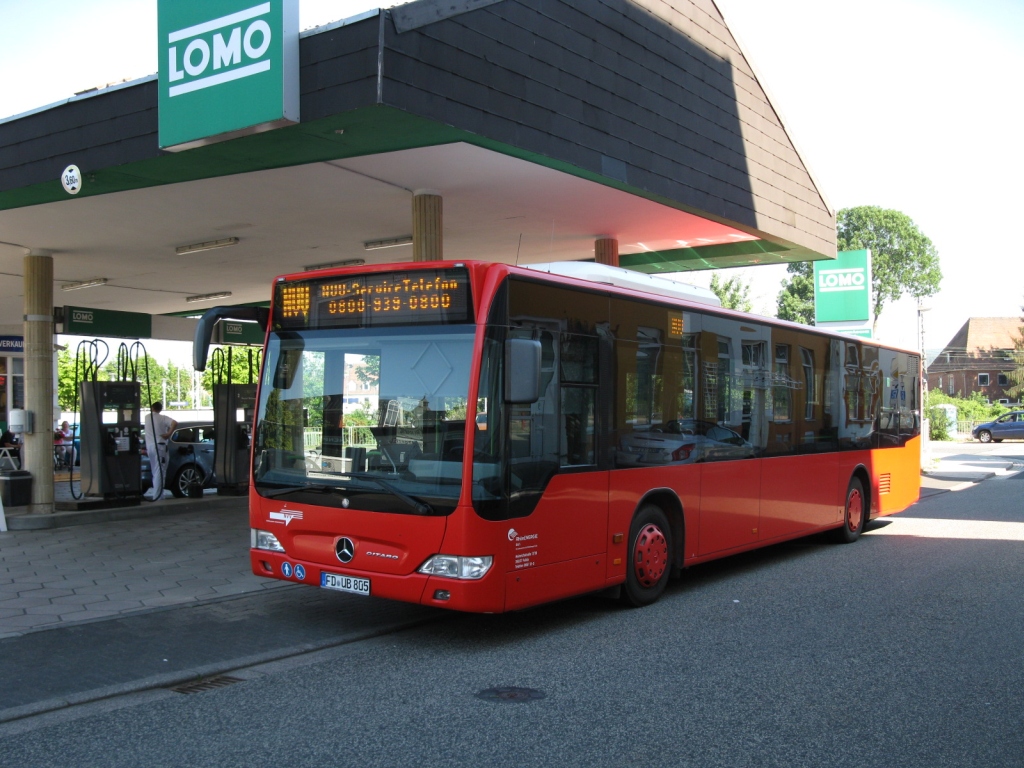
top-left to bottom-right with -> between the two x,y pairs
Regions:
834,477 -> 866,543
622,505 -> 672,607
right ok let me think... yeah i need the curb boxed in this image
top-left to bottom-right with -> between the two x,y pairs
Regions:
919,461 -> 1022,497
0,611 -> 446,726
3,495 -> 246,530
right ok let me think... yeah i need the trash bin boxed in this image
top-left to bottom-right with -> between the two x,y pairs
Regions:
0,470 -> 32,507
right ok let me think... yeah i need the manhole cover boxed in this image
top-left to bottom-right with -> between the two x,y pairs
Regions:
171,675 -> 244,694
475,686 -> 546,703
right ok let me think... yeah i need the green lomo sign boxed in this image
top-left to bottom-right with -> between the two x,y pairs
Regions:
814,249 -> 872,323
158,0 -> 298,151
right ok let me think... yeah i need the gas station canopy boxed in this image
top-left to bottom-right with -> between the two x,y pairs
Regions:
0,0 -> 835,330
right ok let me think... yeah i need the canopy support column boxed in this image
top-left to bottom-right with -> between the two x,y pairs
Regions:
595,237 -> 619,267
23,250 -> 55,515
412,190 -> 443,262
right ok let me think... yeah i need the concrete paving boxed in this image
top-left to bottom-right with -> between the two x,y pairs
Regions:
920,440 -> 1024,496
0,495 -> 283,639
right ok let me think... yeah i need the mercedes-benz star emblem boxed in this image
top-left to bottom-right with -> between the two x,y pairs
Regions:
336,537 -> 355,564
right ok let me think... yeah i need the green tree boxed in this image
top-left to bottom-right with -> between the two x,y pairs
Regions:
776,261 -> 814,324
200,346 -> 262,393
709,273 -> 752,312
57,348 -> 78,411
102,353 -> 168,407
837,206 -> 942,334
354,355 -> 380,388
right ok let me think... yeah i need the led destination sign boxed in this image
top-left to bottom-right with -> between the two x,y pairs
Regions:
274,269 -> 472,330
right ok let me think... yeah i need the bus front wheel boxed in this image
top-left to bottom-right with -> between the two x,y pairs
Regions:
834,477 -> 867,544
622,505 -> 672,607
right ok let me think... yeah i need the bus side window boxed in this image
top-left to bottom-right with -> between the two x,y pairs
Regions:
559,333 -> 598,467
503,327 -> 560,515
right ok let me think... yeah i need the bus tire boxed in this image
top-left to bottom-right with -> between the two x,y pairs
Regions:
622,505 -> 672,607
834,477 -> 866,544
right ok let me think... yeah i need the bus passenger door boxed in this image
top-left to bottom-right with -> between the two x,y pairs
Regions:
502,318 -> 608,609
695,318 -> 767,554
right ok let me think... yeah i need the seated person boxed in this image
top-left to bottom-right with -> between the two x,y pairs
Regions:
54,421 -> 74,468
1,429 -> 20,467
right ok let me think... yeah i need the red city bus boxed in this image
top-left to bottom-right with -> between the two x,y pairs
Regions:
195,260 -> 921,612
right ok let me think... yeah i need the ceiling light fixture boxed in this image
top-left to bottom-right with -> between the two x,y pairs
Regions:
363,235 -> 413,251
185,291 -> 233,304
175,237 -> 240,255
303,258 -> 366,271
61,278 -> 109,291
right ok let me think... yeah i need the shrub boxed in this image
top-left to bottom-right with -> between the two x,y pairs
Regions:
927,407 -> 952,441
926,390 -> 1007,424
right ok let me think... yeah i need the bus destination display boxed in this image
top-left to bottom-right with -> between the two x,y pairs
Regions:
275,268 -> 472,329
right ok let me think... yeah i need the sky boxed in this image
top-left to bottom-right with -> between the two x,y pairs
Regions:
1,0 -> 1022,362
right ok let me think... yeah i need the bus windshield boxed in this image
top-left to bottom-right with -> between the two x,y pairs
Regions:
253,324 -> 477,514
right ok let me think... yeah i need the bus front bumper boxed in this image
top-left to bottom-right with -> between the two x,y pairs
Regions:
249,550 -> 505,613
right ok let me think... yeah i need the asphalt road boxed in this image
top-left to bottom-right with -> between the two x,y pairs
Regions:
2,467 -> 1022,767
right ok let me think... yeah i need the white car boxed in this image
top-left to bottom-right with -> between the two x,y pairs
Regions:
617,419 -> 755,467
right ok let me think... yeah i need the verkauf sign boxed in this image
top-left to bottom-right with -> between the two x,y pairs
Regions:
158,0 -> 298,151
814,249 -> 871,324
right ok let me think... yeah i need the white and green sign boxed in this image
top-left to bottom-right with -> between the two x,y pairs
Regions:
216,320 -> 265,345
814,249 -> 871,323
158,0 -> 298,151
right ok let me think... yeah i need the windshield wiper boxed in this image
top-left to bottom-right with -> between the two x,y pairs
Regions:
261,478 -> 433,516
262,483 -> 341,499
338,472 -> 434,516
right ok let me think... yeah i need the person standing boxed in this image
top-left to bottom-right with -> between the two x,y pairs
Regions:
144,402 -> 178,499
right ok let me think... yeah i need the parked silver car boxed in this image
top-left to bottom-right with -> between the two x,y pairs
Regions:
141,423 -> 217,497
617,419 -> 755,466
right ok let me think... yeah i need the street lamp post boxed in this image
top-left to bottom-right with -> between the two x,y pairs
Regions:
918,301 -> 932,462
917,302 -> 930,357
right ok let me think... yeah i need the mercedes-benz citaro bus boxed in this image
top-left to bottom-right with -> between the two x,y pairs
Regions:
194,260 -> 921,613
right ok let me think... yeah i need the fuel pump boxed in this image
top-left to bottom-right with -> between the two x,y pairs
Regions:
75,341 -> 148,500
211,346 -> 260,495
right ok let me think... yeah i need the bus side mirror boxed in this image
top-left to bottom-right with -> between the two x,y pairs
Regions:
505,339 -> 542,404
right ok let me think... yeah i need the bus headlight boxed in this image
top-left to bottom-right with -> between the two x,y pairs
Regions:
418,555 -> 493,580
251,528 -> 286,553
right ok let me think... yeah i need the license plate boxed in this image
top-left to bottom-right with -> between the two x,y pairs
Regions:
321,571 -> 371,596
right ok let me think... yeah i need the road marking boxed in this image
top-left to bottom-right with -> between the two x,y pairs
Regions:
867,517 -> 1024,541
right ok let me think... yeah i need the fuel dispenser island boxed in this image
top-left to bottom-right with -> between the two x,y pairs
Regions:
210,347 -> 260,495
74,341 -> 149,501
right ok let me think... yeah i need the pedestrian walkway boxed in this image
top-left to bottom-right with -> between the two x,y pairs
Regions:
920,452 -> 1021,497
0,497 -> 281,638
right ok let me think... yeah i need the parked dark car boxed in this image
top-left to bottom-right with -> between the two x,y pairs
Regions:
972,411 -> 1024,443
141,422 -> 217,497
